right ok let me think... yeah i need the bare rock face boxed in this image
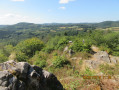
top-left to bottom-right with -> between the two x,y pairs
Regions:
0,60 -> 63,90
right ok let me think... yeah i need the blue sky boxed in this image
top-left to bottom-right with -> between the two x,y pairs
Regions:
0,0 -> 119,24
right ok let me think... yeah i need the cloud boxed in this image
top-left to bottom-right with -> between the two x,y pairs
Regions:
59,7 -> 66,10
59,0 -> 75,4
11,0 -> 24,1
0,13 -> 44,25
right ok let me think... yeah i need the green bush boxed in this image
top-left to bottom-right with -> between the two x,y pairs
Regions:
55,37 -> 69,50
52,56 -> 68,68
34,60 -> 46,68
0,53 -> 8,63
16,52 -> 28,62
16,37 -> 44,57
44,36 -> 70,53
70,39 -> 91,52
81,67 -> 95,76
32,52 -> 47,68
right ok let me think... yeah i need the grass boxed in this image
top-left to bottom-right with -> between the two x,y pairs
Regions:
99,62 -> 119,75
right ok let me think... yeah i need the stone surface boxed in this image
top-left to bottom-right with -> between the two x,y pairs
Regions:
93,51 -> 111,63
110,57 -> 117,64
0,60 -> 63,90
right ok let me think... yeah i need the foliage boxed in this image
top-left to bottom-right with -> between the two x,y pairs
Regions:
16,52 -> 28,62
31,52 -> 47,68
52,56 -> 69,68
16,37 -> 44,57
81,67 -> 95,76
0,51 -> 8,63
70,39 -> 91,52
3,45 -> 14,56
70,80 -> 80,90
43,36 -> 69,53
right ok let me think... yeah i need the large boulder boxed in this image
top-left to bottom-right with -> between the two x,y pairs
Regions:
93,51 -> 111,63
0,60 -> 63,90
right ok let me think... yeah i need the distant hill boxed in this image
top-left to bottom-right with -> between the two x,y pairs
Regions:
0,20 -> 119,45
0,25 -> 7,28
1,21 -> 119,30
96,21 -> 119,28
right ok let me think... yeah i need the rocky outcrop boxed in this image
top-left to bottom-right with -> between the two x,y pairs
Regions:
93,51 -> 111,63
84,51 -> 119,69
0,60 -> 63,90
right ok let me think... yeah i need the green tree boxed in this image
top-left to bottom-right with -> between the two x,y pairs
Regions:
16,37 -> 44,57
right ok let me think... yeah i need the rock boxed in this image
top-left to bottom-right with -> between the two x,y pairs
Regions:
84,60 -> 101,69
0,60 -> 63,90
91,45 -> 100,52
63,46 -> 69,53
69,41 -> 72,43
93,51 -> 111,63
71,57 -> 77,60
91,60 -> 101,69
110,57 -> 117,64
69,49 -> 73,57
110,56 -> 119,64
84,60 -> 93,69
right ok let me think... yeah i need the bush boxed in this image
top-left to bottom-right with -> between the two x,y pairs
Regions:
70,39 -> 91,52
81,67 -> 95,76
16,52 -> 28,62
52,56 -> 68,68
44,36 -> 69,53
0,53 -> 8,63
31,52 -> 47,68
34,60 -> 46,68
16,37 -> 44,57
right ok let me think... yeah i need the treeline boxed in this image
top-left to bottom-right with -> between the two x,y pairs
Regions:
1,30 -> 119,68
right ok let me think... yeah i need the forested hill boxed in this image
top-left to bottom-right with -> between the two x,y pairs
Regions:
0,20 -> 119,45
96,21 -> 119,28
0,25 -> 8,28
1,20 -> 119,30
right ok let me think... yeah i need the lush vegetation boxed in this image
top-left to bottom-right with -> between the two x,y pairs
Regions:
0,22 -> 119,89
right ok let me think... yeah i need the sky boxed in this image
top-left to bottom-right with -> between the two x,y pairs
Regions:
0,0 -> 119,25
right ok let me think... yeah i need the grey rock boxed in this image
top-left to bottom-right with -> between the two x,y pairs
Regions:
0,60 -> 63,90
110,57 -> 117,64
0,86 -> 8,90
91,61 -> 101,69
69,49 -> 73,56
71,57 -> 77,60
84,60 -> 101,69
93,51 -> 111,63
84,60 -> 93,69
63,46 -> 69,53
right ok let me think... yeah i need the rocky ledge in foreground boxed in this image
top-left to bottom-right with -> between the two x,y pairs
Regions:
0,60 -> 63,90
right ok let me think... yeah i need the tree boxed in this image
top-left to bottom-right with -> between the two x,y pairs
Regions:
16,37 -> 44,57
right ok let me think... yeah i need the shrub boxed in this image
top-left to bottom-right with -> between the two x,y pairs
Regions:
52,56 -> 68,68
16,37 -> 44,57
34,60 -> 46,68
0,53 -> 8,63
55,37 -> 69,50
31,52 -> 47,68
81,67 -> 95,76
16,52 -> 28,62
70,39 -> 91,52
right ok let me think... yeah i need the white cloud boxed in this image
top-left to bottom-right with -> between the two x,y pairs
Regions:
59,0 -> 75,4
11,0 -> 24,1
59,7 -> 66,10
0,13 -> 44,25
